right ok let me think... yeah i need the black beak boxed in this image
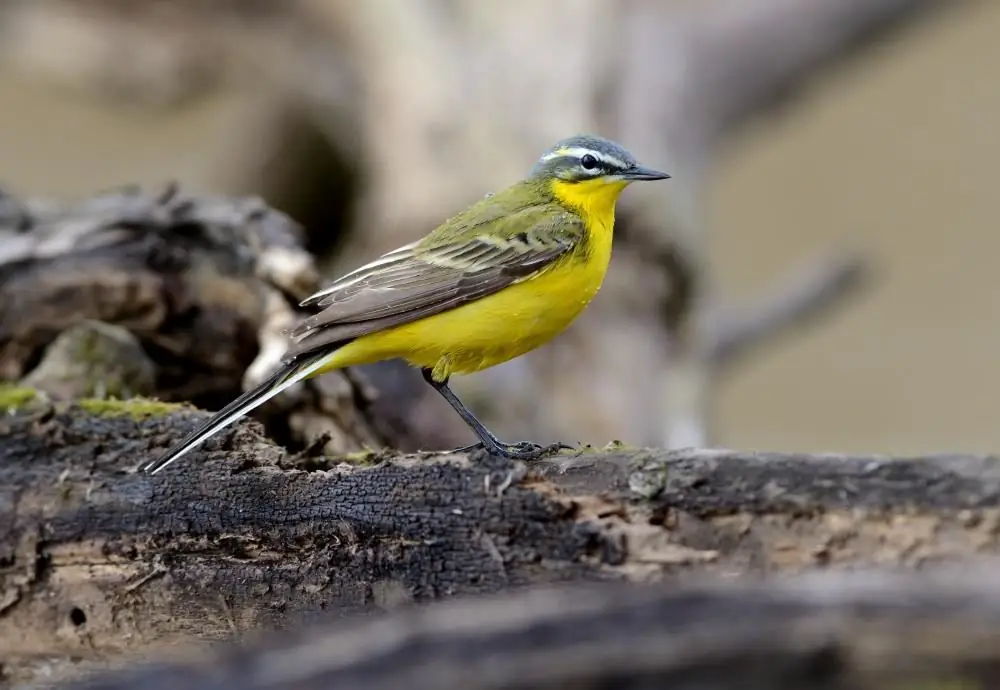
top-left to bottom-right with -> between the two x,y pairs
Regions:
622,165 -> 671,181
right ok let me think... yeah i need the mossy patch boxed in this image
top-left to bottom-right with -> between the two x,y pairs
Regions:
341,448 -> 382,466
0,384 -> 40,411
77,397 -> 183,420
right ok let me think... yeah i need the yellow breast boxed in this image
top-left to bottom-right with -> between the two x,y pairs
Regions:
324,178 -> 623,379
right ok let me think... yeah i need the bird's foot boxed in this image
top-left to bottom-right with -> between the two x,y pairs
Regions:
450,440 -> 573,461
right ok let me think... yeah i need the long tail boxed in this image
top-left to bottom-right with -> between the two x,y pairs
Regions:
140,353 -> 329,475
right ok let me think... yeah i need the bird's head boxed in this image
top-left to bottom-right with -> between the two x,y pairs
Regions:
530,134 -> 670,185
528,134 -> 669,211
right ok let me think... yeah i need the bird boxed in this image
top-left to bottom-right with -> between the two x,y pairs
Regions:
140,134 -> 670,475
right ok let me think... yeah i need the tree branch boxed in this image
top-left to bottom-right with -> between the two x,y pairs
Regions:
705,251 -> 870,369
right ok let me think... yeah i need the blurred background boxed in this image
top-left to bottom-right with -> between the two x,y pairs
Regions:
0,0 -> 995,456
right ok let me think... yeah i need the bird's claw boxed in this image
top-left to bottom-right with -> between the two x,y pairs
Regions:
446,440 -> 574,460
490,440 -> 573,460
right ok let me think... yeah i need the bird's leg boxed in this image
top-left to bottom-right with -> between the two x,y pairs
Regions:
420,368 -> 568,460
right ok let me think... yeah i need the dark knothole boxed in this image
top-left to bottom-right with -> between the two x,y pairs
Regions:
69,607 -> 87,627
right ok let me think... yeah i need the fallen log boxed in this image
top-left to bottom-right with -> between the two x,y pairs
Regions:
2,397 -> 1000,686
61,563 -> 1000,690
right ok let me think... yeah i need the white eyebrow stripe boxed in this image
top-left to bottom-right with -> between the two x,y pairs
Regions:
539,147 -> 629,169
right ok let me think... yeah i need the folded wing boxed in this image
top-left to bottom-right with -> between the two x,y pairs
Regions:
284,203 -> 584,360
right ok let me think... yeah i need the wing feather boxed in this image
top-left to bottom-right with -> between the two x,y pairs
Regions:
284,203 -> 583,361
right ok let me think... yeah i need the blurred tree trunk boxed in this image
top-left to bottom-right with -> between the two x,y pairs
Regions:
0,0 -> 955,451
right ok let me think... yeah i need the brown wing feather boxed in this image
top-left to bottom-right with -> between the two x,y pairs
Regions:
284,205 -> 582,361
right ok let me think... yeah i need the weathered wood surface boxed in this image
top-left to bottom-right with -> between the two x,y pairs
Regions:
0,184 -> 424,456
61,564 -> 1000,690
3,401 -> 1000,686
0,184 -> 312,407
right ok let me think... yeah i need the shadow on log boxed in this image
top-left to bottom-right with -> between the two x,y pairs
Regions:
3,400 -> 1000,686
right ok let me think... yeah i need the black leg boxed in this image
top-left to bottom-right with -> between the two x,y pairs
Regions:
421,368 -> 569,461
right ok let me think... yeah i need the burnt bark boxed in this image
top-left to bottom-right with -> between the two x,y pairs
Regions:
3,402 -> 1000,686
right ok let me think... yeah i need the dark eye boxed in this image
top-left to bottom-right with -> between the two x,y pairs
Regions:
580,154 -> 598,170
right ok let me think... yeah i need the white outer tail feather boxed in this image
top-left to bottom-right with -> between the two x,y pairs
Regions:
141,354 -> 330,475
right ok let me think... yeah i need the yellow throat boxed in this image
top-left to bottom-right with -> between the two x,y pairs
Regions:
550,177 -> 630,228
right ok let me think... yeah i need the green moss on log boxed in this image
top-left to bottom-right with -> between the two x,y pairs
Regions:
0,384 -> 40,411
76,397 -> 184,420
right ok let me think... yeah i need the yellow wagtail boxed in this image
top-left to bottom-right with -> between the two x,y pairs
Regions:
141,134 -> 669,474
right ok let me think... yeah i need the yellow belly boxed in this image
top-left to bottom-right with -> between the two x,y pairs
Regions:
319,230 -> 612,380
